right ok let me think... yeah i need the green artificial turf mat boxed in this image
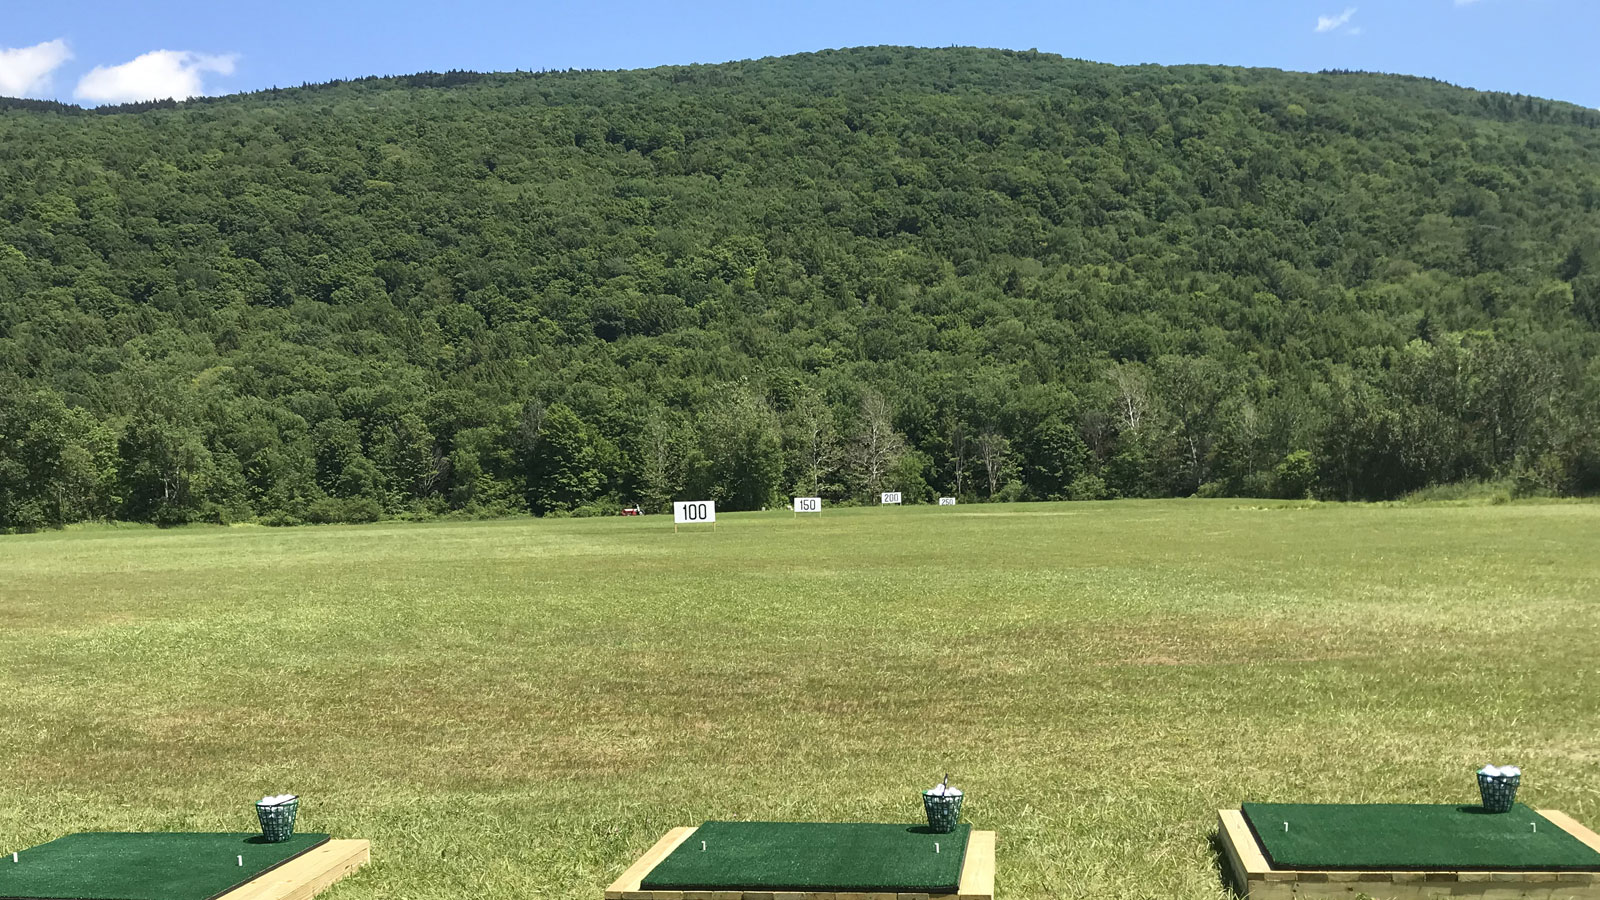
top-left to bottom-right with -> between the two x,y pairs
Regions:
640,822 -> 971,892
0,832 -> 330,900
1242,803 -> 1600,871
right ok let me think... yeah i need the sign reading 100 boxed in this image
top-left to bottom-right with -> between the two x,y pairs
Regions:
673,501 -> 716,524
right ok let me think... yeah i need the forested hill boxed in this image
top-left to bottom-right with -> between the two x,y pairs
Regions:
3,47 -> 1600,530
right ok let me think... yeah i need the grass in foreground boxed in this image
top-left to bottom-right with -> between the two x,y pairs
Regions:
1,500 -> 1597,899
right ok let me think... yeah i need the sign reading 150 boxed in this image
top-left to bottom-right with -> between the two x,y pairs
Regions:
793,497 -> 822,513
673,501 -> 716,524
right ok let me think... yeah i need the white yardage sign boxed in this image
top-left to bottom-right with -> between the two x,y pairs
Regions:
880,492 -> 903,505
673,500 -> 716,525
792,497 -> 822,513
938,497 -> 957,506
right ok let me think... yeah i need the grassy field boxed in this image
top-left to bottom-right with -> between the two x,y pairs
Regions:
1,500 -> 1598,899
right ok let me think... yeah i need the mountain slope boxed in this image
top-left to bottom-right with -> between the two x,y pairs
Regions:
2,46 -> 1598,528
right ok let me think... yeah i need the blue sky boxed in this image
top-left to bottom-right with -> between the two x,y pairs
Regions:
3,0 -> 1595,108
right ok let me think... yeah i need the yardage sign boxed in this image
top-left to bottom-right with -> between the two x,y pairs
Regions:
793,497 -> 822,513
880,492 -> 902,505
939,497 -> 957,506
673,500 -> 715,524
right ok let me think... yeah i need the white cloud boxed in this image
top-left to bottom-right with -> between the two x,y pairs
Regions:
1316,7 -> 1358,32
75,49 -> 237,104
0,39 -> 73,98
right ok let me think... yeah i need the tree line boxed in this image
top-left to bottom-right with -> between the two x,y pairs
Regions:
2,47 -> 1598,530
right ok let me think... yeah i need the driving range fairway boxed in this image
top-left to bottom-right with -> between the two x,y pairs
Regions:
1,499 -> 1597,899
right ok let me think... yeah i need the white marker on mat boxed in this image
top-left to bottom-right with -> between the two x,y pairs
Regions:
701,841 -> 707,851
1284,822 -> 1289,832
935,842 -> 940,853
1532,822 -> 1538,833
237,855 -> 243,866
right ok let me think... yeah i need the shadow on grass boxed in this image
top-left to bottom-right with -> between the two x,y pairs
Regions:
1208,830 -> 1245,899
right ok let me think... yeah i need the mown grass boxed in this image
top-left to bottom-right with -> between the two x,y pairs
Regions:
1,500 -> 1598,899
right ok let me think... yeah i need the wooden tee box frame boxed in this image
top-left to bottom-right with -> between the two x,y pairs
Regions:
216,839 -> 370,900
605,827 -> 996,900
0,837 -> 367,900
1218,809 -> 1600,900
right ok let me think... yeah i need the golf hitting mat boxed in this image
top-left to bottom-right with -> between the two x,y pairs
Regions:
639,822 -> 972,892
0,833 -> 330,900
1242,803 -> 1600,871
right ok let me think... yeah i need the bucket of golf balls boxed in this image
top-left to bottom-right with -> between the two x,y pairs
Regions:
256,794 -> 300,842
1477,766 -> 1520,813
922,784 -> 964,833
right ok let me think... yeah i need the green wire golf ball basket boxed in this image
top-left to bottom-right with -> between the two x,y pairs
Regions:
255,796 -> 300,842
922,791 -> 963,834
1477,773 -> 1520,813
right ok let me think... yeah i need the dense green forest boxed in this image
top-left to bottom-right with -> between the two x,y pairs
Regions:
2,46 -> 1599,529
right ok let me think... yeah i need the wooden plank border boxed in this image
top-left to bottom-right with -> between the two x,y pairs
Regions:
957,830 -> 995,900
1543,811 -> 1600,856
1218,809 -> 1600,900
605,829 -> 996,900
606,827 -> 698,900
1216,809 -> 1265,895
216,839 -> 370,900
